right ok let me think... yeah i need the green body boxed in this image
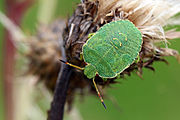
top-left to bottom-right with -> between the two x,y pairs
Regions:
83,20 -> 142,79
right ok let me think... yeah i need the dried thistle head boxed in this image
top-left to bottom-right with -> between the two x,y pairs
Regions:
62,0 -> 180,107
26,0 -> 180,109
26,20 -> 65,90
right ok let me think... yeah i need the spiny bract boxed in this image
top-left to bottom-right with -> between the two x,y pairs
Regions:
83,20 -> 142,79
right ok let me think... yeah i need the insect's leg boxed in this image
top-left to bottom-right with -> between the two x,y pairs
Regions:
79,52 -> 84,61
92,77 -> 107,109
88,33 -> 95,39
59,60 -> 84,70
135,55 -> 140,63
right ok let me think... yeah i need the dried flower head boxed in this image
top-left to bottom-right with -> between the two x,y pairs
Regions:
26,20 -> 65,90
26,0 -> 180,109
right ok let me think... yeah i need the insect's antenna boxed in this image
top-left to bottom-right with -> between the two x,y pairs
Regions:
92,77 -> 107,109
59,59 -> 84,70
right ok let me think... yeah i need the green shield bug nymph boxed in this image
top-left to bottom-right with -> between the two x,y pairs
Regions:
61,20 -> 143,109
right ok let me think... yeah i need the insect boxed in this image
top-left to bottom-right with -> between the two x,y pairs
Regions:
61,20 -> 142,109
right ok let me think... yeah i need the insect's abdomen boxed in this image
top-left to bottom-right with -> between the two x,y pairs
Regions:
83,20 -> 142,78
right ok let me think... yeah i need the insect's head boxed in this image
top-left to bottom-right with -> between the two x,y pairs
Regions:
84,64 -> 96,79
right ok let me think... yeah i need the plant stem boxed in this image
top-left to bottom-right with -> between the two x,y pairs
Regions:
48,45 -> 72,120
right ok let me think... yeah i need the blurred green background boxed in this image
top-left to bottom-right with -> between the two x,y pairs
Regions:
0,0 -> 180,120
0,0 -> 5,120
